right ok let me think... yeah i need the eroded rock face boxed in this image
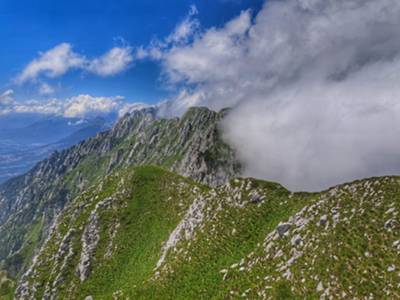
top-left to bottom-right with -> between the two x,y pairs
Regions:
77,197 -> 114,282
156,191 -> 206,269
77,209 -> 100,282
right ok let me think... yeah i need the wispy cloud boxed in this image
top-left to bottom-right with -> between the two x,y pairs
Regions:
165,5 -> 199,45
135,5 -> 200,61
0,89 -> 15,106
38,82 -> 56,95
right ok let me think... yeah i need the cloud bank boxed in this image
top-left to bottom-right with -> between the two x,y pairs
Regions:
149,0 -> 400,191
0,90 -> 146,119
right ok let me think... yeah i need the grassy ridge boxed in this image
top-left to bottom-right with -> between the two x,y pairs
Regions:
15,167 -> 400,299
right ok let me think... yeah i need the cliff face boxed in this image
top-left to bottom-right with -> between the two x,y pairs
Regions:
0,107 -> 241,278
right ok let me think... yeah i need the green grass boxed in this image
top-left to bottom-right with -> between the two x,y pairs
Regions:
135,179 -> 312,299
79,166 -> 206,299
14,169 -> 400,299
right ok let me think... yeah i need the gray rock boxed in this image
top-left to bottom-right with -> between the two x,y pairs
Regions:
384,219 -> 395,230
393,240 -> 400,250
316,281 -> 324,292
76,207 -> 101,282
249,191 -> 264,203
277,223 -> 291,237
318,215 -> 328,226
291,234 -> 302,246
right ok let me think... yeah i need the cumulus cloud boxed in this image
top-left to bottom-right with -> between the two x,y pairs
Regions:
150,0 -> 400,191
88,47 -> 133,76
62,95 -> 124,118
16,43 -> 85,84
16,43 -> 133,84
0,92 -> 144,118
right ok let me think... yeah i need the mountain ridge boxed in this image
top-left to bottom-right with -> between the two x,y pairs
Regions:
0,106 -> 241,281
0,107 -> 399,299
12,166 -> 400,299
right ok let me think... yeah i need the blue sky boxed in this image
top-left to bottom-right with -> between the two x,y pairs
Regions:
0,0 -> 263,105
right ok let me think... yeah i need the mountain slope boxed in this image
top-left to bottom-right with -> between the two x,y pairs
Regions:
2,106 -> 400,299
0,107 -> 240,279
14,166 -> 400,299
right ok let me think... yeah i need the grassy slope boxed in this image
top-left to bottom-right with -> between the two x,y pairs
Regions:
20,166 -> 314,299
26,166 -> 208,299
18,168 -> 400,299
136,179 -> 313,299
79,166 -> 208,298
218,177 -> 400,299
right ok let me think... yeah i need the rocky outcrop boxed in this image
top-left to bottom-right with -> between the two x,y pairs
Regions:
156,190 -> 206,269
77,208 -> 100,282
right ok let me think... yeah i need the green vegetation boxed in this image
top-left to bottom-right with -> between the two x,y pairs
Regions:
0,271 -> 15,300
15,167 -> 400,299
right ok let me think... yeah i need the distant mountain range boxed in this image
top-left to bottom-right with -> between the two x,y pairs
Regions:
0,115 -> 112,183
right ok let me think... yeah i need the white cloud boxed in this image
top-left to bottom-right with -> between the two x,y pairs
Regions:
38,82 -> 55,95
16,43 -> 85,84
157,89 -> 206,117
16,43 -> 133,85
0,90 -> 15,106
162,9 -> 251,86
165,5 -> 200,45
151,0 -> 400,191
118,102 -> 151,117
136,5 -> 200,60
0,92 -> 144,119
63,94 -> 124,118
87,47 -> 133,76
